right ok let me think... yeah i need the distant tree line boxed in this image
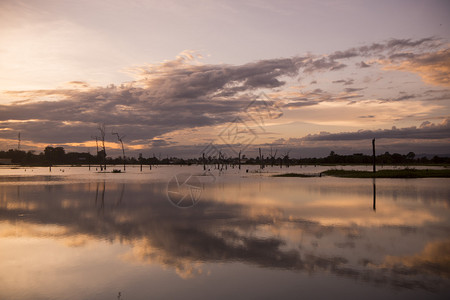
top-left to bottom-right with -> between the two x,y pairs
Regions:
1,147 -> 449,166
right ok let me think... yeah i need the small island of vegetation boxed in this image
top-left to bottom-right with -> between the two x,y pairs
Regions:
322,168 -> 450,178
273,168 -> 450,178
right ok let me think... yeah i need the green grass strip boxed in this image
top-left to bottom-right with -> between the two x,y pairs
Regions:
322,168 -> 450,178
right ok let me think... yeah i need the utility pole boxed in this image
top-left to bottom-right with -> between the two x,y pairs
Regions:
372,138 -> 376,173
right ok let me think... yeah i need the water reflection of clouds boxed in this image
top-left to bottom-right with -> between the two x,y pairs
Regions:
0,178 -> 449,292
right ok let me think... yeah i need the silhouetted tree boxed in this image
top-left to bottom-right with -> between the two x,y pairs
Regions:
112,131 -> 126,171
98,124 -> 107,170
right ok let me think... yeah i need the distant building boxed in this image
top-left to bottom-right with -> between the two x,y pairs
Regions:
0,158 -> 13,165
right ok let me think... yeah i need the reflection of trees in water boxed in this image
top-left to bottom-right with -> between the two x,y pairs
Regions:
94,181 -> 125,215
0,181 -> 449,292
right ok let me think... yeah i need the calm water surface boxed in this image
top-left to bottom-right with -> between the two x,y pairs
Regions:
0,165 -> 449,299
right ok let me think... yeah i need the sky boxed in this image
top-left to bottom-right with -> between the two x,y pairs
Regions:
0,0 -> 449,158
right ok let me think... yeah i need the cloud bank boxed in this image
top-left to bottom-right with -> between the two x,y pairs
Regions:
302,118 -> 450,141
0,38 -> 449,155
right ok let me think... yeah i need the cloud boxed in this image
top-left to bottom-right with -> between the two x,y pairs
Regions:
303,56 -> 347,73
283,101 -> 319,108
0,54 -> 306,146
357,61 -> 371,68
356,37 -> 440,56
330,63 -> 347,71
332,79 -> 354,85
0,37 -> 448,153
344,88 -> 365,93
381,49 -> 450,87
302,118 -> 450,141
149,139 -> 173,147
380,93 -> 416,102
329,50 -> 359,60
67,81 -> 90,88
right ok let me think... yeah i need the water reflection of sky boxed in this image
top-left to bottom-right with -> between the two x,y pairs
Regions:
0,166 -> 449,299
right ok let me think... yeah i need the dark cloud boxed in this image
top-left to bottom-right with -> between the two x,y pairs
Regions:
330,63 -> 347,71
303,118 -> 450,141
149,139 -> 173,147
381,94 -> 416,102
0,56 -> 305,145
388,52 -> 416,60
328,38 -> 441,64
385,37 -> 438,50
332,79 -> 354,85
337,94 -> 362,100
329,50 -> 359,60
303,57 -> 346,73
279,88 -> 336,110
326,38 -> 440,71
283,101 -> 319,108
344,88 -> 365,93
357,37 -> 440,56
357,61 -> 371,68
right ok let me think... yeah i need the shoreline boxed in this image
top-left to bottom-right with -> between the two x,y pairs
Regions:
273,168 -> 450,178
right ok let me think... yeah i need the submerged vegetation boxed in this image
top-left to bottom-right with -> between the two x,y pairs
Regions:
1,147 -> 449,167
271,168 -> 450,178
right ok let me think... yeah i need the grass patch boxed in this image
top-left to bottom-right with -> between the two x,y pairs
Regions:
272,173 -> 317,177
322,168 -> 450,178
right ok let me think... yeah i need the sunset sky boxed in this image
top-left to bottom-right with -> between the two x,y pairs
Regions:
0,0 -> 449,158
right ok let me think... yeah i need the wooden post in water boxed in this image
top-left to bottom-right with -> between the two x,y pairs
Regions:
259,148 -> 262,170
238,151 -> 241,170
203,153 -> 206,170
372,138 -> 376,173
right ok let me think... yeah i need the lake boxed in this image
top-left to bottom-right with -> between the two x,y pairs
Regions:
0,165 -> 449,299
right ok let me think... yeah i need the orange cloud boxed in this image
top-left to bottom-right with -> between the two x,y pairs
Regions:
382,49 -> 450,87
